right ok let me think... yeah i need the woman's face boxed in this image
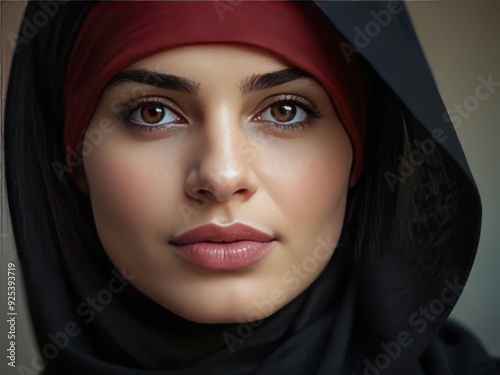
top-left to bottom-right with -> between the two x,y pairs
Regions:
82,45 -> 352,323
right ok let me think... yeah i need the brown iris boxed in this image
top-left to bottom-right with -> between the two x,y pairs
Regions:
271,102 -> 296,123
140,105 -> 165,124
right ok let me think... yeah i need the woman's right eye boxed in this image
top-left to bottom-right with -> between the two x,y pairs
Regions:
123,99 -> 187,129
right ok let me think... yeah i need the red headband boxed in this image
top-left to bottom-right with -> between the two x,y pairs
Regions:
64,1 -> 366,184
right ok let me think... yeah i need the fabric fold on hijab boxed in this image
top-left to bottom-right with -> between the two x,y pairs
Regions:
37,243 -> 355,374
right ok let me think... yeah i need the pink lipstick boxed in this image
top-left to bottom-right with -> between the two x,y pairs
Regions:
170,223 -> 275,270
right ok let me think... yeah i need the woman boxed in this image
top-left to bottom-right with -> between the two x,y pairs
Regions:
4,1 -> 499,374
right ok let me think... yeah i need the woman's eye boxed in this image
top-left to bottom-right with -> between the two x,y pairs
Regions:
127,103 -> 182,127
258,101 -> 309,125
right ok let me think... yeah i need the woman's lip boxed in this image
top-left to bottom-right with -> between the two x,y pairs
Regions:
170,223 -> 276,270
172,241 -> 275,271
171,223 -> 274,245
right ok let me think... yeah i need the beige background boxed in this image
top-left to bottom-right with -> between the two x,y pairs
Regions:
1,1 -> 499,373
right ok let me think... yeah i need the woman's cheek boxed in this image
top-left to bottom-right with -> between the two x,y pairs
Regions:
261,129 -> 352,227
83,136 -> 175,237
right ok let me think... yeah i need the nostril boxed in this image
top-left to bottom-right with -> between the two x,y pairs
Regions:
199,189 -> 216,200
195,187 -> 249,203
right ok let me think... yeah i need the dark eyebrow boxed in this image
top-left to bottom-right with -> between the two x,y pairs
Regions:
240,68 -> 312,94
106,69 -> 199,95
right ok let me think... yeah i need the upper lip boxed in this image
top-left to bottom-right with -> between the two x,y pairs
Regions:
171,223 -> 274,245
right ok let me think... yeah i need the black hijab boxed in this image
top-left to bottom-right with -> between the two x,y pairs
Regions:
4,1 -> 499,374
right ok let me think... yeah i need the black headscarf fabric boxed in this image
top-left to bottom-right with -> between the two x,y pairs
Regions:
4,1 -> 499,374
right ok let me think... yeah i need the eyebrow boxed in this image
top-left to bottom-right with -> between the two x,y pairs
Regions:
106,69 -> 200,95
240,68 -> 312,94
105,67 -> 311,96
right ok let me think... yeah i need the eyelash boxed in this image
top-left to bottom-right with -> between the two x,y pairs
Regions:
118,94 -> 322,133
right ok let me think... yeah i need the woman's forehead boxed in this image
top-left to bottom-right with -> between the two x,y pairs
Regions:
126,44 -> 291,77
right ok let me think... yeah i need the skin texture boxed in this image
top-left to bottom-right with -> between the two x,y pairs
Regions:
82,45 -> 353,323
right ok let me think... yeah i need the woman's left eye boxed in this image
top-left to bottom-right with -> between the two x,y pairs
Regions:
254,97 -> 321,129
259,101 -> 307,124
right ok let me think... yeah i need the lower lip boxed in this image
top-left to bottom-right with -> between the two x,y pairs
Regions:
172,240 -> 274,271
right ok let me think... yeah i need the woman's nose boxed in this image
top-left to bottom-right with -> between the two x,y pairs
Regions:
184,118 -> 258,204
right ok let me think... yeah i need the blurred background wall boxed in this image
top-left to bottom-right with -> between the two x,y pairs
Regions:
1,1 -> 499,373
